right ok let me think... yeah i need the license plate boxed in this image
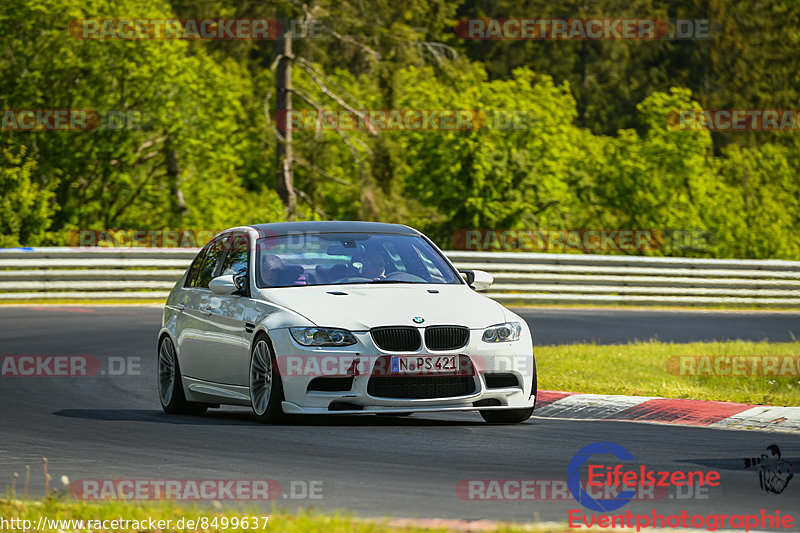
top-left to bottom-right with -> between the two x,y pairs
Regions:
390,355 -> 459,374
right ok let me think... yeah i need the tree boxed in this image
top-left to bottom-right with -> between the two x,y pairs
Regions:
0,141 -> 56,247
0,0 -> 284,237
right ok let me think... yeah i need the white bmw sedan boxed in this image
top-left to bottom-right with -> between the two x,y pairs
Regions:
157,221 -> 536,423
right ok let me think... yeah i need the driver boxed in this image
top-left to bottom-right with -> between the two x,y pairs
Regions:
260,254 -> 285,286
361,251 -> 387,280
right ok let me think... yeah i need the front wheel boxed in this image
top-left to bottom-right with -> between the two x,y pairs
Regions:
158,336 -> 207,416
249,336 -> 286,423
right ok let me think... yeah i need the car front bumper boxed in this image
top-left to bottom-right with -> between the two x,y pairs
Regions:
269,328 -> 536,415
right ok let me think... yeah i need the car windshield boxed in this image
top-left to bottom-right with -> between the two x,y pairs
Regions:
255,232 -> 460,288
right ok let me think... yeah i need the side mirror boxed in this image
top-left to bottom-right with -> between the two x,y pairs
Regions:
209,275 -> 239,295
460,269 -> 493,291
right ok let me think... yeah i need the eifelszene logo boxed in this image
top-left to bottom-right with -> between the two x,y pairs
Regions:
567,441 -> 721,512
568,442 -> 637,512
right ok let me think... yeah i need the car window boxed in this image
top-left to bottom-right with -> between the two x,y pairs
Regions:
184,247 -> 206,288
383,242 -> 406,273
255,232 -> 460,288
412,243 -> 449,283
220,234 -> 249,276
194,236 -> 229,288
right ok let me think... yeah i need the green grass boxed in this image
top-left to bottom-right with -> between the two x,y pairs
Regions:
536,340 -> 800,406
0,498 -> 603,533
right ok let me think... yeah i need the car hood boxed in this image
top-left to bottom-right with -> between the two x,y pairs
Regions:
259,284 -> 507,330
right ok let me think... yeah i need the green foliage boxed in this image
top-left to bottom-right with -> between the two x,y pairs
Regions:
0,0 -> 284,237
0,0 -> 797,259
594,89 -> 712,231
710,143 -> 800,259
0,141 -> 56,247
392,65 -> 593,241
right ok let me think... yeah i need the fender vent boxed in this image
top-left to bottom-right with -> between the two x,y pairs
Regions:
484,373 -> 520,389
307,377 -> 354,392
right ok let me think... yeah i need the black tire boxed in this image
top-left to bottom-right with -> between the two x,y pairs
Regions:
158,336 -> 207,416
249,335 -> 286,423
480,355 -> 537,424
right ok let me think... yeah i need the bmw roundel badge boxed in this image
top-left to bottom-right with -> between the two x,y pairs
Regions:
412,316 -> 424,324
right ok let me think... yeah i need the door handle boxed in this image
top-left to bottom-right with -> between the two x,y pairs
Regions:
176,303 -> 185,312
200,305 -> 212,315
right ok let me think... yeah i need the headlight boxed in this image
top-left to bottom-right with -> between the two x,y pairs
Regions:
482,322 -> 522,343
290,327 -> 357,347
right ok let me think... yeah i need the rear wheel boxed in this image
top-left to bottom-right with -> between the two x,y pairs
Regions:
249,336 -> 286,423
158,336 -> 207,416
480,356 -> 537,424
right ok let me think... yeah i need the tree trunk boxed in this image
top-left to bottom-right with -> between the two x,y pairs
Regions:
275,28 -> 296,218
165,136 -> 187,226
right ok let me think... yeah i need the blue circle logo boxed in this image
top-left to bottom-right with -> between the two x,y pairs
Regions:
567,441 -> 637,512
412,317 -> 424,324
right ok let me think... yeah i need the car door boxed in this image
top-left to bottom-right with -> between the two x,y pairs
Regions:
173,242 -> 207,379
177,235 -> 229,382
199,232 -> 252,386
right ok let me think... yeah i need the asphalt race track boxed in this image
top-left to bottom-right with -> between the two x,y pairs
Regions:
1,305 -> 798,524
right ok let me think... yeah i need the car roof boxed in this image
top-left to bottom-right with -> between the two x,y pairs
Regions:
247,221 -> 420,237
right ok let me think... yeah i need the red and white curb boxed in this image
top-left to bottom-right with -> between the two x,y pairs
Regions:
534,390 -> 800,434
